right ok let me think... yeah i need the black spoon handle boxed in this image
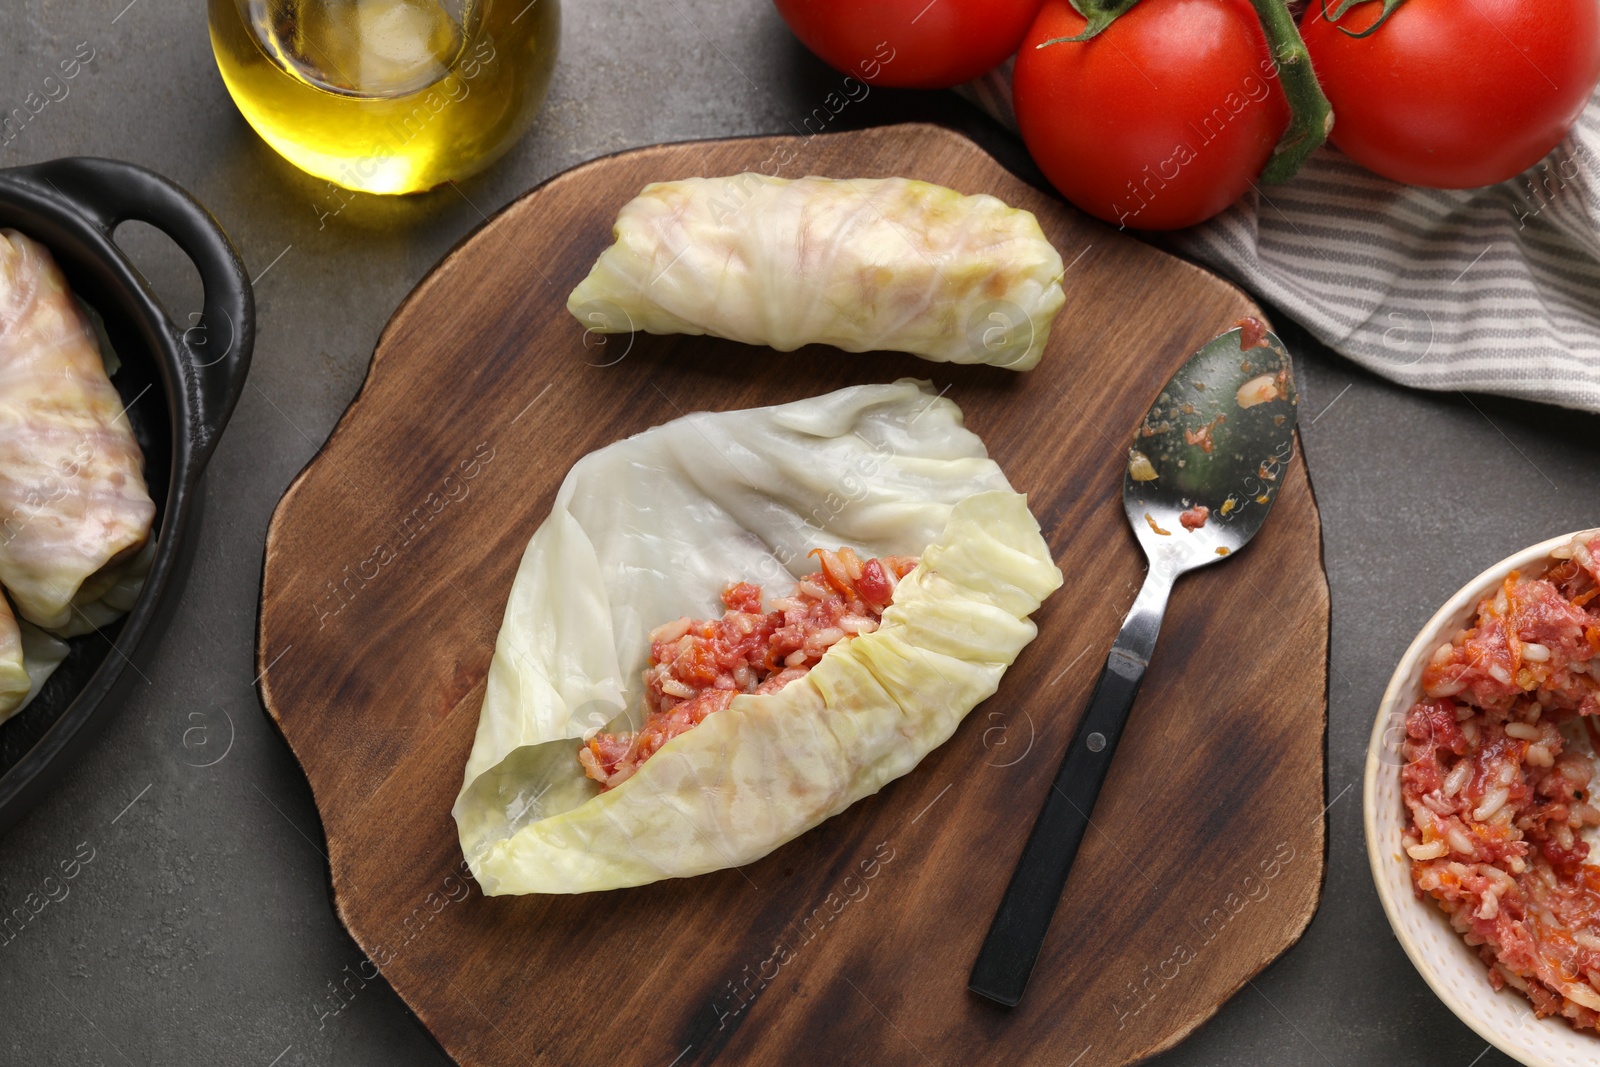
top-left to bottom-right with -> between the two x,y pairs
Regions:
968,648 -> 1146,1006
969,564 -> 1173,1008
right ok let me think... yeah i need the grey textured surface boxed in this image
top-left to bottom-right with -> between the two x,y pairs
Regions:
0,1 -> 1595,1065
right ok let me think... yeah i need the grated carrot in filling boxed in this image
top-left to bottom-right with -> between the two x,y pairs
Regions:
578,548 -> 918,791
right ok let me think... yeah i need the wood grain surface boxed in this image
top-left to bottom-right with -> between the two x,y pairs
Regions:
257,123 -> 1329,1067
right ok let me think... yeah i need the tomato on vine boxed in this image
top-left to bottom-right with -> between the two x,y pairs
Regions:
1013,0 -> 1316,229
770,0 -> 1046,89
1301,0 -> 1600,188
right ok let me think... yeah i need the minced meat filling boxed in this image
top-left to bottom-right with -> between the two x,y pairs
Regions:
1403,532 -> 1600,1029
579,548 -> 917,791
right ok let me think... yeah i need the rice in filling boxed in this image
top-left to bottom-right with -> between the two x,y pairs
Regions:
1402,531 -> 1600,1028
579,548 -> 917,790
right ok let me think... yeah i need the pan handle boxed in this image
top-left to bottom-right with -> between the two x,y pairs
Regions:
11,156 -> 255,467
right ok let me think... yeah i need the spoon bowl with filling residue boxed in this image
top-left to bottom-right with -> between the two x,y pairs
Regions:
970,320 -> 1300,1008
1124,320 -> 1298,566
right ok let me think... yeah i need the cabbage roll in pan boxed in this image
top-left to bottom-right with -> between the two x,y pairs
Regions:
0,595 -> 26,718
0,593 -> 67,724
453,381 -> 1063,894
0,229 -> 156,633
568,174 -> 1066,371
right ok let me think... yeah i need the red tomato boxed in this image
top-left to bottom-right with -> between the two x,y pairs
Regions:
1301,0 -> 1600,188
1012,0 -> 1291,230
771,0 -> 1043,88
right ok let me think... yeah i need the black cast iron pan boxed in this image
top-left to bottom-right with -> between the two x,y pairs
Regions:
0,157 -> 253,834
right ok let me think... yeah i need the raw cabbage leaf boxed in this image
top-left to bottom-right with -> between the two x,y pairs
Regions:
567,175 -> 1066,371
452,381 -> 1062,894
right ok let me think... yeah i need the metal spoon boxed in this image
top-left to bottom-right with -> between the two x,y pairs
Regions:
969,321 -> 1301,1008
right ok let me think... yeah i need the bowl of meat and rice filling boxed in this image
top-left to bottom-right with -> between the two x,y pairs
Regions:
1367,530 -> 1600,1067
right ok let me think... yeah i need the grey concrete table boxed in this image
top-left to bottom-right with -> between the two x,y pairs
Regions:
0,2 -> 1594,1065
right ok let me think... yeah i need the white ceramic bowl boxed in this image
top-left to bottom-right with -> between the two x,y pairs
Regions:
1365,529 -> 1600,1067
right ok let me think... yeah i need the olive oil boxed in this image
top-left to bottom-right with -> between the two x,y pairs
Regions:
209,0 -> 558,194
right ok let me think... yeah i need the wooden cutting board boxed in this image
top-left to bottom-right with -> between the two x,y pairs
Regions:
258,123 -> 1328,1067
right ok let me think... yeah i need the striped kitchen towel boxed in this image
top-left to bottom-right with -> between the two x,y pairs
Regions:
962,69 -> 1600,414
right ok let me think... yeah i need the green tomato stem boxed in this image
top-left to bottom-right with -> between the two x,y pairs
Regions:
1040,0 -> 1141,43
1250,0 -> 1334,183
1321,0 -> 1409,39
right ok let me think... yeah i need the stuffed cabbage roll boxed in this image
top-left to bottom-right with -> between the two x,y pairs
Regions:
0,594 -> 67,724
453,381 -> 1062,894
0,229 -> 156,632
45,539 -> 154,639
0,595 -> 26,718
567,175 -> 1066,371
